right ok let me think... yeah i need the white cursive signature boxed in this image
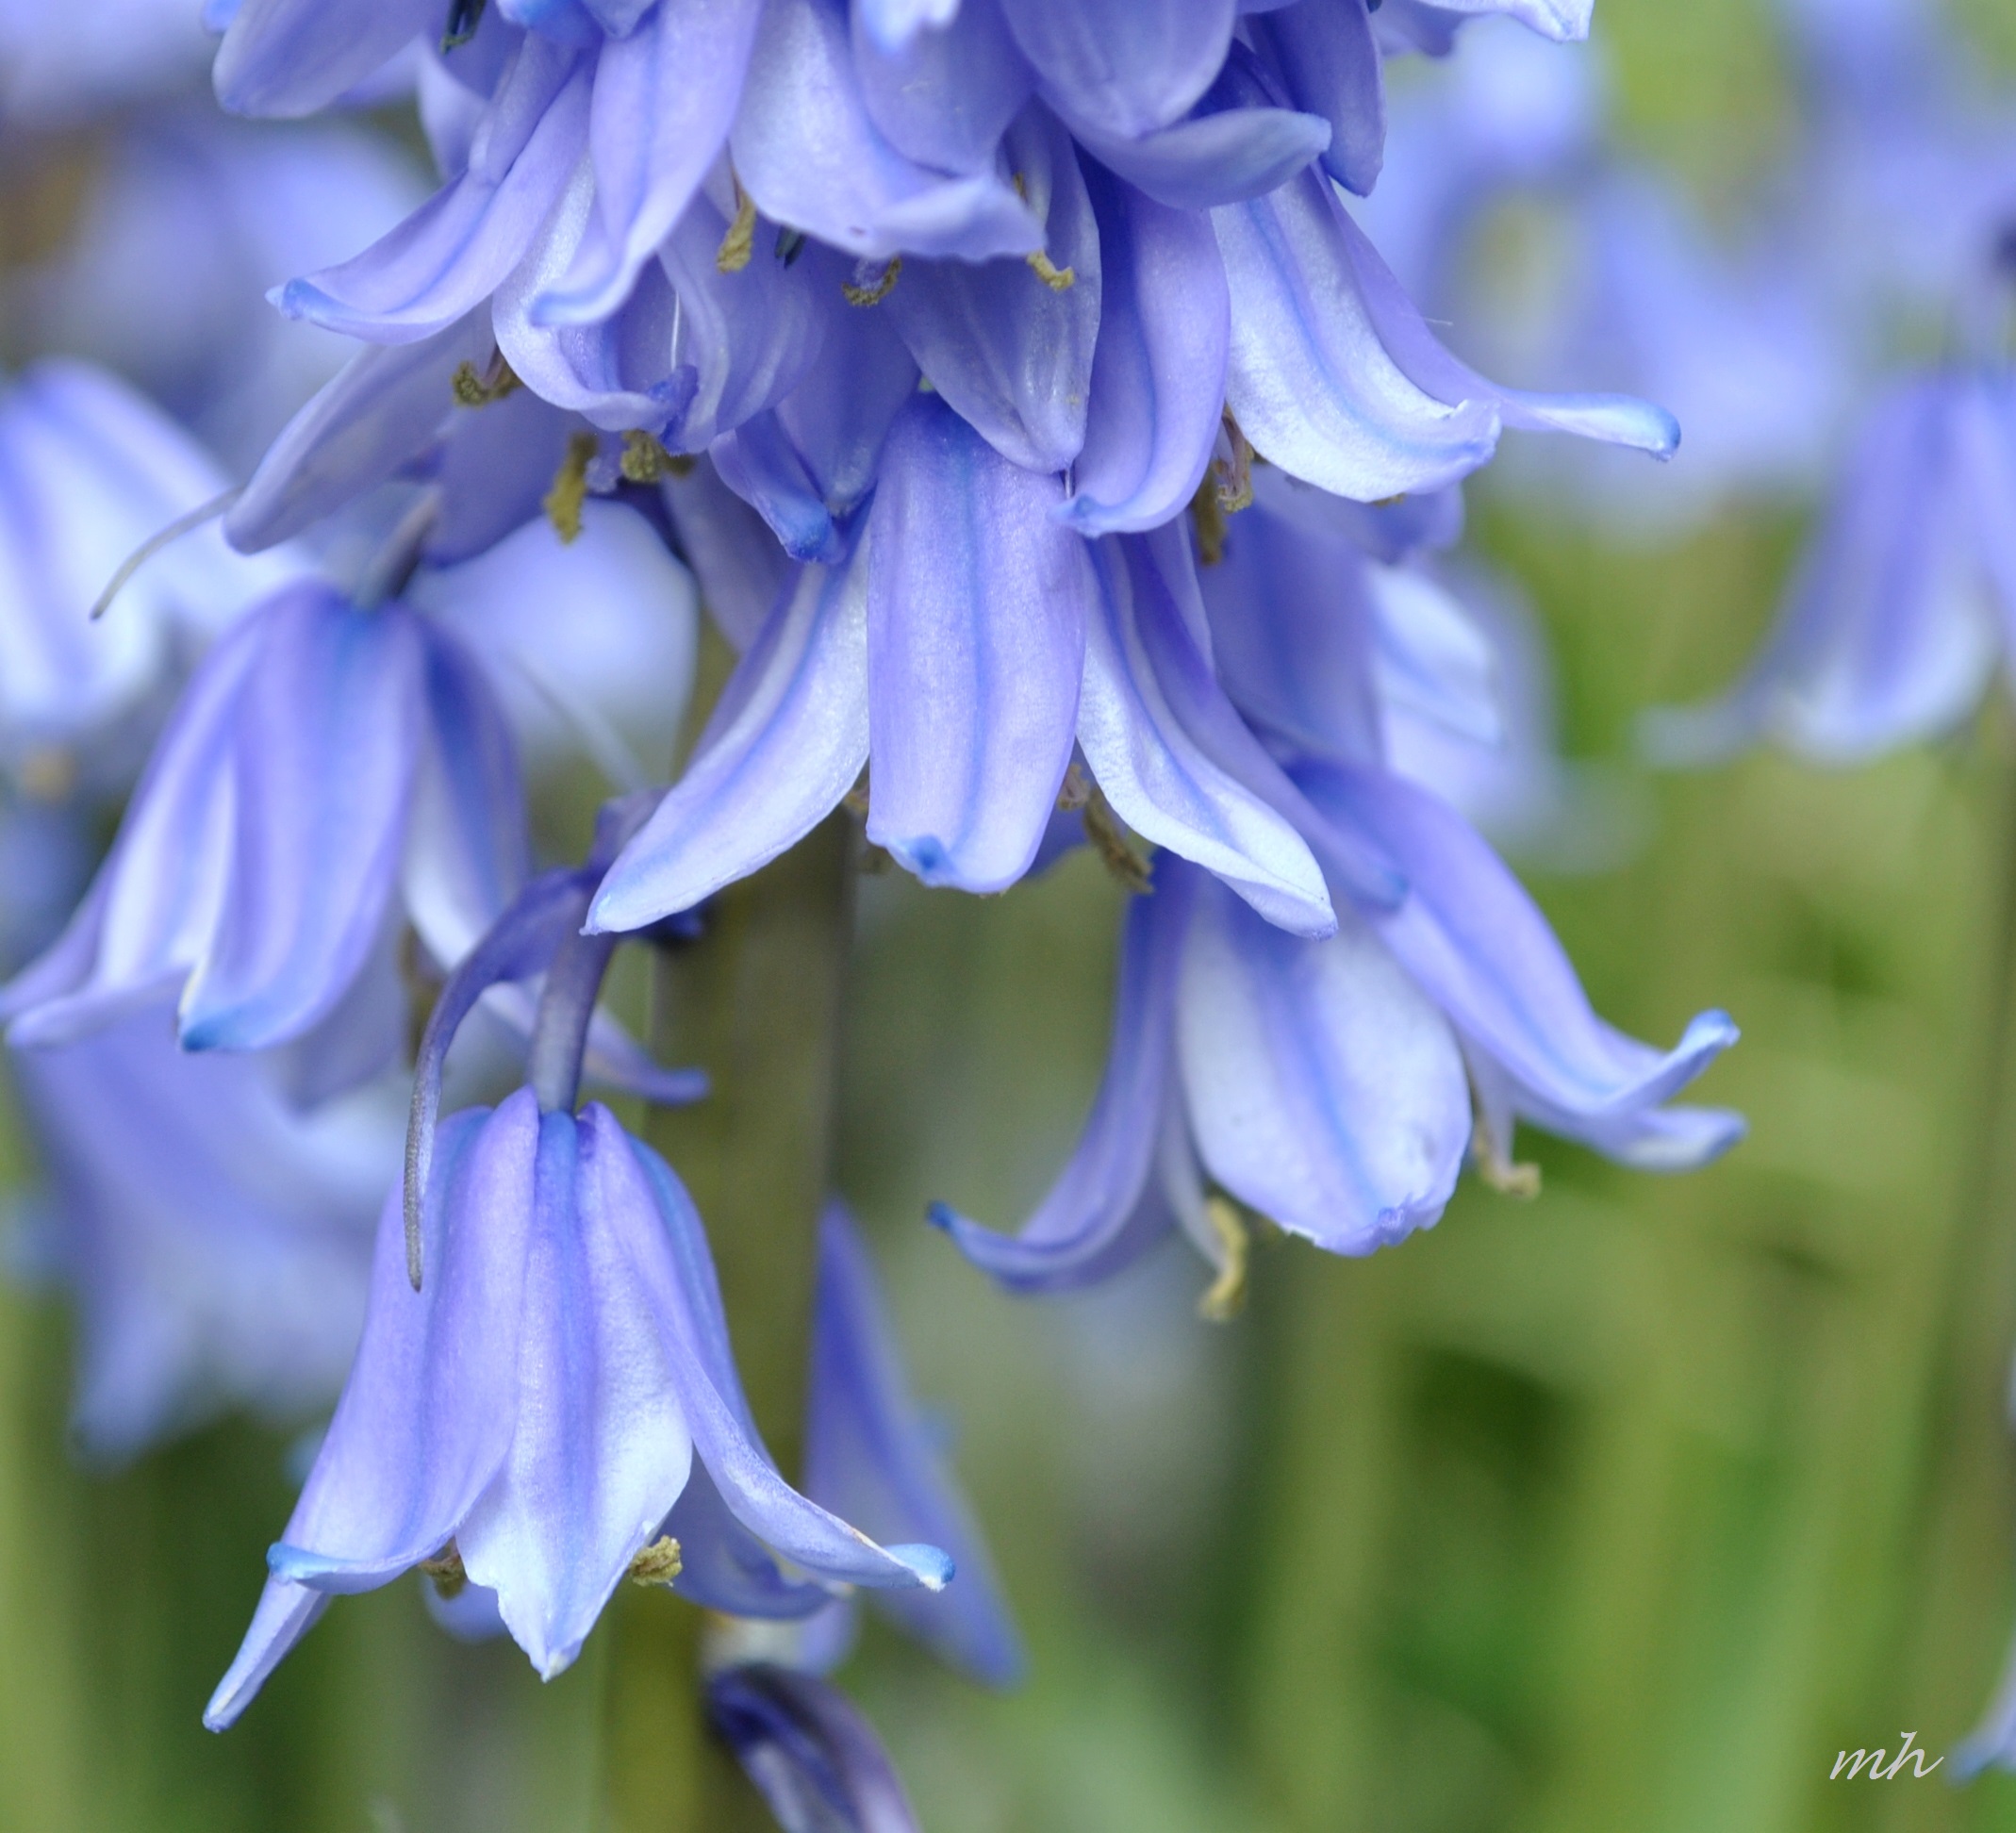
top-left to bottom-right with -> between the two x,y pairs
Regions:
1831,1732 -> 1942,1780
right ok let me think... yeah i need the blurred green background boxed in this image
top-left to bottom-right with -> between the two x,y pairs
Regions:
8,3 -> 2016,1829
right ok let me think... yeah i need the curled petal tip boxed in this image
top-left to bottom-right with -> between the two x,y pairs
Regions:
887,1543 -> 955,1591
925,1201 -> 957,1235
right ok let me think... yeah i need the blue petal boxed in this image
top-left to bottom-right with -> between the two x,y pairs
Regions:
1000,0 -> 1234,137
2,612 -> 264,1047
1059,164 -> 1225,537
883,109 -> 1101,474
224,315 -> 492,553
214,0 -> 434,116
531,0 -> 764,324
664,1460 -> 836,1619
1247,465 -> 1463,562
588,545 -> 868,932
179,588 -> 425,1053
1298,761 -> 1742,1154
264,1096 -> 537,1595
708,1665 -> 922,1833
1070,103 -> 1331,212
204,1579 -> 330,1730
852,0 -> 1033,175
1075,524 -> 1341,933
806,1204 -> 1025,1685
662,457 -> 796,652
457,1109 -> 696,1679
1177,873 -> 1466,1253
1213,164 -> 1502,500
1249,0 -> 1384,196
934,865 -> 1188,1292
732,0 -> 1041,262
865,394 -> 1091,892
275,41 -> 589,343
614,1124 -> 952,1591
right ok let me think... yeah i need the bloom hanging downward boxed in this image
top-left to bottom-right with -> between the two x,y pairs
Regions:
206,825 -> 947,1727
709,1662 -> 922,1833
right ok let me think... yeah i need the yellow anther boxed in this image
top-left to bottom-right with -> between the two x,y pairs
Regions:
1197,1196 -> 1250,1323
842,257 -> 902,306
627,1536 -> 684,1587
620,429 -> 680,483
1027,250 -> 1076,291
1215,408 -> 1254,514
543,432 -> 598,545
419,1542 -> 468,1600
1083,787 -> 1153,895
717,188 -> 757,273
452,351 -> 521,408
1191,474 -> 1229,566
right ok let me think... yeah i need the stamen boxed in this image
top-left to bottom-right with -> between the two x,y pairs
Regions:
419,1542 -> 468,1599
842,257 -> 902,307
440,0 -> 485,51
1214,408 -> 1254,513
90,489 -> 240,621
717,187 -> 757,273
1190,475 -> 1228,567
543,433 -> 599,544
1470,1113 -> 1541,1198
1083,787 -> 1153,894
1055,759 -> 1092,811
627,1537 -> 684,1587
1028,250 -> 1076,292
619,429 -> 681,483
1197,1196 -> 1250,1323
774,226 -> 807,266
452,350 -> 521,407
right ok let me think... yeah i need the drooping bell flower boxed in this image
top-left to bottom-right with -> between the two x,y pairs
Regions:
8,992 -> 401,1461
2,573 -> 527,1098
1644,369 -> 2016,767
708,1662 -> 921,1833
205,817 -> 946,1727
802,1201 -> 1023,1687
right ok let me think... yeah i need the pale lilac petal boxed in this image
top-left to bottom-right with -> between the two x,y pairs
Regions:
612,1124 -> 951,1591
1213,164 -> 1501,500
587,544 -> 868,932
267,1096 -> 537,1592
858,0 -> 959,51
807,1204 -> 1024,1685
1059,166 -> 1227,536
180,588 -> 425,1051
532,0 -> 764,325
1177,873 -> 1466,1253
1000,0 -> 1234,137
456,1110 -> 695,1679
662,1460 -> 834,1617
770,302 -> 919,520
1076,526 -> 1339,933
865,395 -> 1091,891
732,0 -> 1041,261
852,0 -> 1032,174
933,866 -> 1188,1291
883,110 -> 1099,474
224,314 -> 491,553
1248,465 -> 1463,562
215,0 -> 434,116
275,45 -> 590,344
712,414 -> 851,564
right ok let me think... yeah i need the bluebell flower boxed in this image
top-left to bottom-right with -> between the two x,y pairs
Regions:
205,822 -> 945,1727
709,1661 -> 920,1833
934,489 -> 1741,1295
7,993 -> 400,1461
0,358 -> 296,779
802,1201 -> 1023,1687
2,574 -> 528,1094
1644,370 -> 2016,767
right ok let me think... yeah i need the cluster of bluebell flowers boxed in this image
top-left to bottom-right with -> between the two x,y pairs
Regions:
0,0 -> 1762,1816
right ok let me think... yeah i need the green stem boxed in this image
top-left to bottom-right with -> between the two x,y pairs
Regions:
600,815 -> 856,1833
